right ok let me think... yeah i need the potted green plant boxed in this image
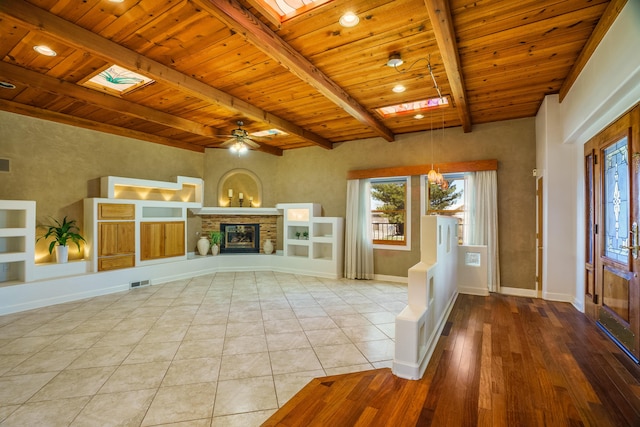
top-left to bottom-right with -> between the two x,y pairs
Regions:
37,216 -> 86,263
209,231 -> 222,256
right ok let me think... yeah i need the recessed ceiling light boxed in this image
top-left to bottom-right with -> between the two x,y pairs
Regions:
414,114 -> 424,119
392,84 -> 406,93
33,45 -> 57,56
0,81 -> 16,89
339,12 -> 359,27
108,0 -> 125,2
387,53 -> 403,68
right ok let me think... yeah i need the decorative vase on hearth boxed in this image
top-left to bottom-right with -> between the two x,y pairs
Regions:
263,239 -> 274,255
197,236 -> 210,256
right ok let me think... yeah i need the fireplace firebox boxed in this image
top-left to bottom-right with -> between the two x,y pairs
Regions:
220,223 -> 260,254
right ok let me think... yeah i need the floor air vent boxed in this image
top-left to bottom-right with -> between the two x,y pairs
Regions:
130,279 -> 150,289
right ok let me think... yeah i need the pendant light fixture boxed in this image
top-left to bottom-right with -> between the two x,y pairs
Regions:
427,110 -> 438,183
435,107 -> 445,186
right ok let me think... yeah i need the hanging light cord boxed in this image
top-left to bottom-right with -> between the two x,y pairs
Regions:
392,55 -> 443,100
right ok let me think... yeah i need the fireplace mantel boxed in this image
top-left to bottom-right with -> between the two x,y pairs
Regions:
190,207 -> 281,216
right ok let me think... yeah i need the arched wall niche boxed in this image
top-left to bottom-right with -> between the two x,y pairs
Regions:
217,168 -> 263,207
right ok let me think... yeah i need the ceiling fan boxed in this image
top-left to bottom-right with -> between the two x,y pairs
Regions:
217,121 -> 262,154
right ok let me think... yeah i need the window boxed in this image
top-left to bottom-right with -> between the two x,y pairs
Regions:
370,177 -> 410,249
422,173 -> 465,244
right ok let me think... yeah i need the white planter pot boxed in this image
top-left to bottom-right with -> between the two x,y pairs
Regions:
55,245 -> 69,263
263,239 -> 274,255
211,244 -> 219,256
197,236 -> 210,256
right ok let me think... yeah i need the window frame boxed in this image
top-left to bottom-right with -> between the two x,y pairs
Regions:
421,173 -> 466,244
371,176 -> 411,251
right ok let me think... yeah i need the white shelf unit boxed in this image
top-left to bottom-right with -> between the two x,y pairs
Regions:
277,203 -> 344,277
0,200 -> 35,285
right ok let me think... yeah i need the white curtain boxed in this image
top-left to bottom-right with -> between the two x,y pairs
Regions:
467,170 -> 500,292
463,172 -> 475,246
344,179 -> 374,279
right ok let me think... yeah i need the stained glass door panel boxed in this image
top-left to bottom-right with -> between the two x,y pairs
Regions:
603,137 -> 629,263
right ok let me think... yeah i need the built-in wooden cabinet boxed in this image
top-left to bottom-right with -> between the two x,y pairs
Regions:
140,222 -> 185,260
98,203 -> 135,220
95,203 -> 135,271
85,194 -> 191,273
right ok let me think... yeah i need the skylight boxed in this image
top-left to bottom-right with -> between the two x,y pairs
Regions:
376,97 -> 448,118
251,129 -> 288,137
80,65 -> 154,96
257,0 -> 330,21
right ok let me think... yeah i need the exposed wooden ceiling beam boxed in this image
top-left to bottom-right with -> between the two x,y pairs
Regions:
424,0 -> 472,133
559,0 -> 627,102
0,0 -> 333,150
0,99 -> 205,153
197,0 -> 396,142
0,62 -> 219,138
0,62 -> 283,156
244,0 -> 282,29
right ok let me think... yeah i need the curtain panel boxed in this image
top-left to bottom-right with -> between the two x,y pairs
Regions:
344,179 -> 374,279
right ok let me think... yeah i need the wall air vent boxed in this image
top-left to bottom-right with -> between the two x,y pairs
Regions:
0,158 -> 10,173
130,279 -> 150,289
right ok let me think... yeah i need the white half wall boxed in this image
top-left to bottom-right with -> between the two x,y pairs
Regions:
393,216 -> 459,380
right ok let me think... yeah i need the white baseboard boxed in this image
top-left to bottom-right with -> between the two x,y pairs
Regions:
542,290 -> 576,303
373,274 -> 407,284
500,286 -> 537,298
458,286 -> 489,296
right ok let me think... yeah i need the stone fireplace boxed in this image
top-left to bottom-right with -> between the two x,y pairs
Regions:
200,214 -> 277,254
220,223 -> 259,253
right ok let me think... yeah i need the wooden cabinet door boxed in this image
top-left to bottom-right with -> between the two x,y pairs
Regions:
99,222 -> 135,256
164,222 -> 185,257
140,222 -> 165,260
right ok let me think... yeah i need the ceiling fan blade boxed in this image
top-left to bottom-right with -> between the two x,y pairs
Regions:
245,139 -> 261,149
219,138 -> 237,147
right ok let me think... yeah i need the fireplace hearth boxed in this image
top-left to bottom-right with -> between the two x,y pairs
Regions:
220,223 -> 260,253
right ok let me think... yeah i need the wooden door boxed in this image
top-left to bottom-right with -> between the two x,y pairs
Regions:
585,105 -> 640,362
537,176 -> 543,298
584,147 -> 598,318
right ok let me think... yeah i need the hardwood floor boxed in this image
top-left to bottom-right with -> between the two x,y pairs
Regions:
263,293 -> 640,427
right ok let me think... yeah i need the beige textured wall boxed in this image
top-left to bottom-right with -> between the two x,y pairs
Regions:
1,111 -> 535,288
0,111 -> 204,261
204,117 -> 537,289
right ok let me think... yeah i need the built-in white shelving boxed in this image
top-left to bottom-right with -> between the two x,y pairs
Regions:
0,200 -> 35,285
277,203 -> 344,277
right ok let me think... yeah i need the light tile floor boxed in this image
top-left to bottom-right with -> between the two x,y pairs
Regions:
0,271 -> 407,426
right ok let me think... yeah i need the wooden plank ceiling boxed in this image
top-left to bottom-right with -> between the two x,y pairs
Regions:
0,0 -> 624,155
